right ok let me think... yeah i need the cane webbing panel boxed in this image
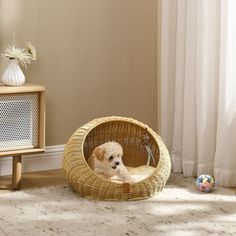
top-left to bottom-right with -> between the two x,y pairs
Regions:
0,93 -> 39,151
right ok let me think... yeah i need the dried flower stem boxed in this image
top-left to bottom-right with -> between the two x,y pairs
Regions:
1,34 -> 37,68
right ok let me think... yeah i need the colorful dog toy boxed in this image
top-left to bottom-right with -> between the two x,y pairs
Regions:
196,174 -> 215,192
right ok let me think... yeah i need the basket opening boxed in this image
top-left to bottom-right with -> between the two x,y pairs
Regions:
83,120 -> 160,168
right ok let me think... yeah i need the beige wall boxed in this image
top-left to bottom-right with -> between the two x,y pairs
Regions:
0,0 -> 158,146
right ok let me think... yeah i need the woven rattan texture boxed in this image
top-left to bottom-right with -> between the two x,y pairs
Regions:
0,94 -> 39,151
63,116 -> 171,201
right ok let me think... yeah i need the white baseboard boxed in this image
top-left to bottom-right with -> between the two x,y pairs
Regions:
0,145 -> 65,176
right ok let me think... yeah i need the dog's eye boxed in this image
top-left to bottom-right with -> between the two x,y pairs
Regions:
109,156 -> 114,161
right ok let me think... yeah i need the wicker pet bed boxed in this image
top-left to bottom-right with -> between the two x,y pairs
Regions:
63,116 -> 171,201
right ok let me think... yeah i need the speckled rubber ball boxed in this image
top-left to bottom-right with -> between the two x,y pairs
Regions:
196,174 -> 215,192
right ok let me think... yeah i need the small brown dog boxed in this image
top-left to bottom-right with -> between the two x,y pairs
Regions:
87,141 -> 131,183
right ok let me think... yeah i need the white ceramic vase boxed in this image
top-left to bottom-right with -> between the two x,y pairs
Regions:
2,59 -> 25,86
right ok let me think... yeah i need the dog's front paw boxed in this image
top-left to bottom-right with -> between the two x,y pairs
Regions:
119,172 -> 132,183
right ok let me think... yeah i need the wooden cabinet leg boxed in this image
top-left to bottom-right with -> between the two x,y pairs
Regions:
12,155 -> 22,190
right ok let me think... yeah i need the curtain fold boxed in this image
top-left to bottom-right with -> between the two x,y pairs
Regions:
161,0 -> 236,187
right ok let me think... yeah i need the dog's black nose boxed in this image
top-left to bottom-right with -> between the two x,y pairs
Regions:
115,162 -> 120,166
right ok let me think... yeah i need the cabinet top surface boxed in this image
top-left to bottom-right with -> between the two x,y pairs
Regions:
0,83 -> 45,94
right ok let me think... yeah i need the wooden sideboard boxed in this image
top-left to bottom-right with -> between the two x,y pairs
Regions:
0,83 -> 45,190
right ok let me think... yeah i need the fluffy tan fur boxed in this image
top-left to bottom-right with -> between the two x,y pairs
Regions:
87,141 -> 131,183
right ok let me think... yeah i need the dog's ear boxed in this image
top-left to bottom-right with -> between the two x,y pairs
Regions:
93,147 -> 105,161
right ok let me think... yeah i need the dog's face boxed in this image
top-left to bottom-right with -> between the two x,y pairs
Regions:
93,142 -> 124,170
89,141 -> 131,182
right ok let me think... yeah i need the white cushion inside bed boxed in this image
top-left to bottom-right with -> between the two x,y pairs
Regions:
111,165 -> 156,183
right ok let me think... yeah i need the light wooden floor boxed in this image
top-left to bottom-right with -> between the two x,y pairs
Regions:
0,169 -> 66,193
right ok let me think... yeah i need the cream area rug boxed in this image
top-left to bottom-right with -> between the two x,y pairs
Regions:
0,174 -> 236,236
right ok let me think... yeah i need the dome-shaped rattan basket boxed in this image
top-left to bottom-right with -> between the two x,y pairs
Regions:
63,116 -> 171,201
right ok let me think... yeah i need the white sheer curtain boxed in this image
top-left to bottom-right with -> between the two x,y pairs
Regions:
160,0 -> 236,187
